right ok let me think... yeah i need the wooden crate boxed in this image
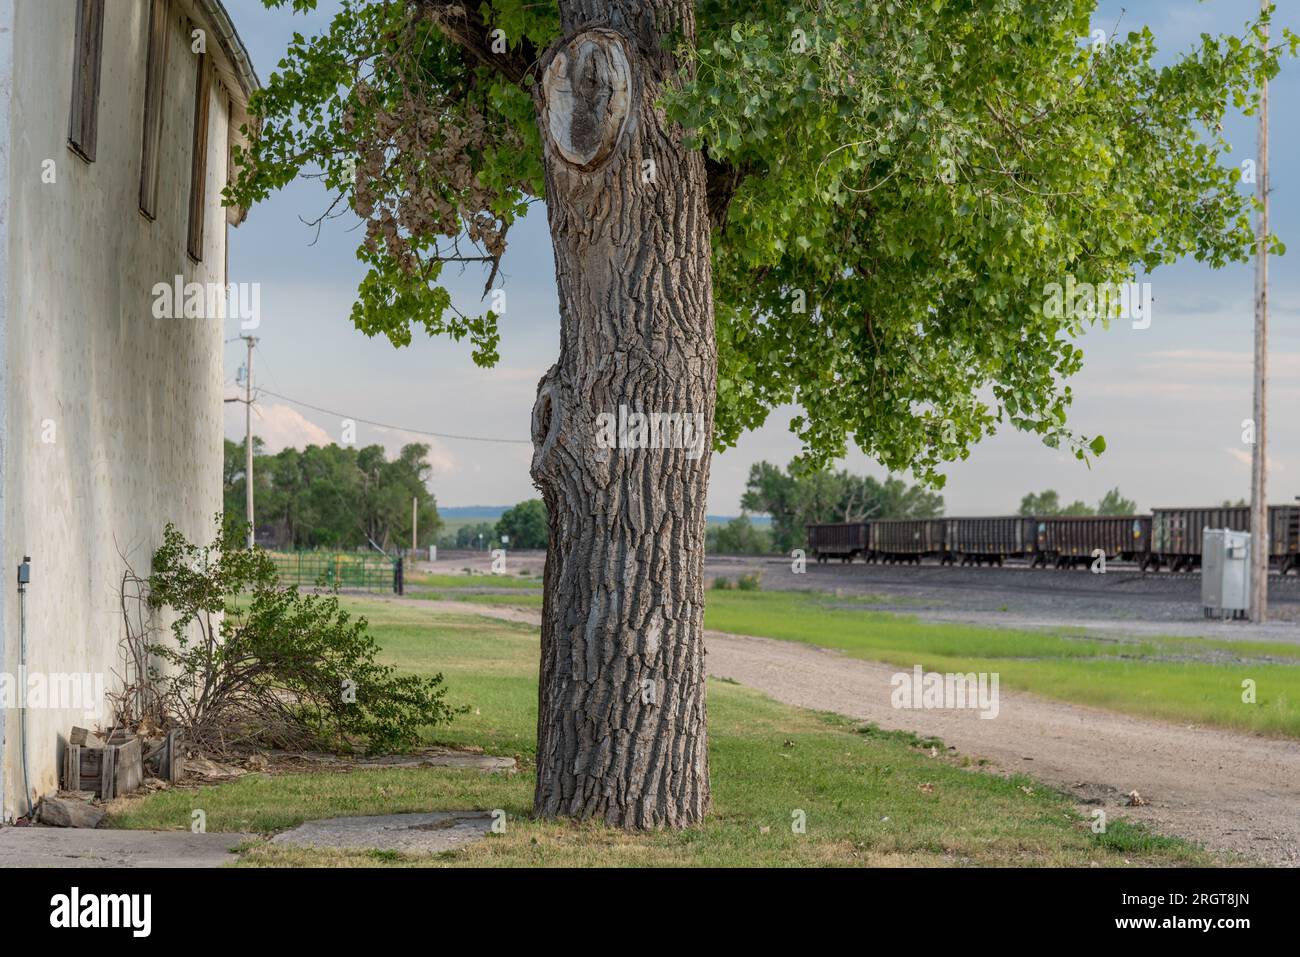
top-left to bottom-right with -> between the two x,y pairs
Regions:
63,735 -> 143,799
144,729 -> 185,783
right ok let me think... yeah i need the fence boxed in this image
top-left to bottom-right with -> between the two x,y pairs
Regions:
268,551 -> 403,595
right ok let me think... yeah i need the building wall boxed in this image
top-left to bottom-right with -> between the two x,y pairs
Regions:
0,0 -> 13,824
1,0 -> 234,819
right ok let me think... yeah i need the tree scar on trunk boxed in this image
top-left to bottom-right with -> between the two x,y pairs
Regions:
541,29 -> 632,172
530,6 -> 716,829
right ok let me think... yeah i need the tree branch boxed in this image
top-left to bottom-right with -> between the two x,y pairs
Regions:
703,150 -> 748,233
419,3 -> 744,233
417,1 -> 539,86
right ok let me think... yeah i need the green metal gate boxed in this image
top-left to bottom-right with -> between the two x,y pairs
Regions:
268,552 -> 402,594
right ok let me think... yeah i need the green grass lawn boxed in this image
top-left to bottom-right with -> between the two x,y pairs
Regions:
444,590 -> 544,606
405,571 -> 542,590
439,586 -> 1300,737
108,598 -> 1207,867
701,591 -> 1300,737
406,590 -> 546,606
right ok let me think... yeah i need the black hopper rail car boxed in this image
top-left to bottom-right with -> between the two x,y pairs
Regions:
1032,515 -> 1151,569
805,522 -> 869,562
805,502 -> 1299,574
939,517 -> 1036,566
1151,505 -> 1300,573
870,518 -> 943,564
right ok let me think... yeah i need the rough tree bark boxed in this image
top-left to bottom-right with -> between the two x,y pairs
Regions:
528,0 -> 715,828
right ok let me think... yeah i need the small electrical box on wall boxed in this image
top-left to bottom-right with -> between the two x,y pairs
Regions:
17,556 -> 31,586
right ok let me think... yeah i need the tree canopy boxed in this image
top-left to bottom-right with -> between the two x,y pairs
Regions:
1096,487 -> 1138,515
707,514 -> 774,555
224,439 -> 442,550
233,0 -> 1291,486
496,498 -> 549,549
741,460 -> 944,551
1017,485 -> 1136,516
443,521 -> 496,550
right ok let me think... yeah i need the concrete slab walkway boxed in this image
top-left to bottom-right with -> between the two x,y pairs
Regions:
271,811 -> 493,855
0,827 -> 245,868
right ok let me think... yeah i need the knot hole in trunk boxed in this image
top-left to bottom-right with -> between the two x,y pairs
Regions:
542,30 -> 633,171
531,368 -> 561,482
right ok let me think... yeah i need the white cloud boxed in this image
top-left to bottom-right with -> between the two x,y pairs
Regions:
1226,446 -> 1252,468
370,427 -> 459,479
1225,446 -> 1284,473
226,402 -> 331,453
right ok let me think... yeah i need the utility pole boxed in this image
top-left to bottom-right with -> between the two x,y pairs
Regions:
243,335 -> 257,549
1249,0 -> 1270,622
224,336 -> 259,548
412,496 -> 418,556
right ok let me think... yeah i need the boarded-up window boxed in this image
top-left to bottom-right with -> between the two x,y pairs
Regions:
138,0 -> 170,218
68,0 -> 105,162
187,50 -> 211,261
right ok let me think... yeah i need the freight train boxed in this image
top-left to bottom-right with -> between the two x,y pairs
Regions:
806,505 -> 1300,574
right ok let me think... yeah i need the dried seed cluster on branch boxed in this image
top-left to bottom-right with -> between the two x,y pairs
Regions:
347,8 -> 526,282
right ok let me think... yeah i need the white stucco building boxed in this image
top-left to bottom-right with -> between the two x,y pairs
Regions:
0,0 -> 257,820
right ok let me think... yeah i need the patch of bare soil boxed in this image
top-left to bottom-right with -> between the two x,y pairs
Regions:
104,746 -> 515,818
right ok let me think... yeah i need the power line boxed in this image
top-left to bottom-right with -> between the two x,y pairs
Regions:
256,387 -> 532,445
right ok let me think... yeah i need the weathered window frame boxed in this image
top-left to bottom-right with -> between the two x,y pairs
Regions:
138,0 -> 170,219
187,48 -> 211,262
68,0 -> 106,163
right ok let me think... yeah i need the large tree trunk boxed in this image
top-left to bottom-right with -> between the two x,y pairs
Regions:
528,0 -> 714,828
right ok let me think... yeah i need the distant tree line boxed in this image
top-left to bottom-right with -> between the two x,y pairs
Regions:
1017,487 -> 1137,517
711,469 -> 1146,557
705,515 -> 772,555
495,499 -> 548,549
707,461 -> 945,555
441,521 -> 496,551
224,439 -> 442,552
439,499 -> 550,551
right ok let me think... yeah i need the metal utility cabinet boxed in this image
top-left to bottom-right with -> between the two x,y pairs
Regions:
1202,528 -> 1251,620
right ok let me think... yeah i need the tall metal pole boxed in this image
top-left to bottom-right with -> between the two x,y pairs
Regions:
412,496 -> 418,556
1249,0 -> 1270,622
244,335 -> 257,549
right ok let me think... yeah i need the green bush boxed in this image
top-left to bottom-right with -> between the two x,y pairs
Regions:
496,499 -> 549,549
712,576 -> 733,590
146,519 -> 461,754
705,514 -> 773,555
736,572 -> 762,591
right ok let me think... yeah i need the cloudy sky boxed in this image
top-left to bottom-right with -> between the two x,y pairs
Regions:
222,0 -> 1299,515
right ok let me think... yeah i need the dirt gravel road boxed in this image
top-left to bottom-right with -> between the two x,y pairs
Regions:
399,598 -> 1300,865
